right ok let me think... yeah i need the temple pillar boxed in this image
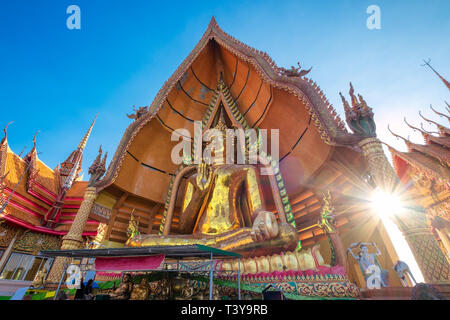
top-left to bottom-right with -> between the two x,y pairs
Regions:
61,186 -> 97,249
47,146 -> 107,284
46,256 -> 70,284
359,138 -> 398,193
359,137 -> 450,284
47,186 -> 97,283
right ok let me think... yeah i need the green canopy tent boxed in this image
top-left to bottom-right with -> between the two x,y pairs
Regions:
39,244 -> 242,300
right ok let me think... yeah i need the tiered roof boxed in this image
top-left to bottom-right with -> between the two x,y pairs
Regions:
0,121 -> 99,237
388,106 -> 450,185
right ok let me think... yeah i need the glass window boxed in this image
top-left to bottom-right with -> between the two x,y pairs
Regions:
0,252 -> 53,281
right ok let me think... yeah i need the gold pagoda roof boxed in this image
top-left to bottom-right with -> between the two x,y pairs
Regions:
0,125 -> 99,236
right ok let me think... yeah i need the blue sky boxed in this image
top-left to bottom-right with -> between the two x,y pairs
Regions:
0,0 -> 449,176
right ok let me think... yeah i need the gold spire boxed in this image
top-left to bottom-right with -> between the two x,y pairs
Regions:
78,114 -> 97,150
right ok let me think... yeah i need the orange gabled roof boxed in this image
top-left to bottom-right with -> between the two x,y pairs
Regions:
0,125 -> 94,236
425,134 -> 450,148
404,140 -> 450,166
66,180 -> 87,198
390,108 -> 450,183
35,158 -> 59,195
97,17 -> 360,193
390,148 -> 450,182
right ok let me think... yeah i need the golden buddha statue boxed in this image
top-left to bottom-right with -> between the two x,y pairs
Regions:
31,268 -> 47,288
127,110 -> 298,257
130,278 -> 149,300
110,274 -> 133,300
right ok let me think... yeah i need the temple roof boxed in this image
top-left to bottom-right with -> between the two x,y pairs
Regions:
0,124 -> 99,236
97,17 -> 363,203
388,106 -> 450,183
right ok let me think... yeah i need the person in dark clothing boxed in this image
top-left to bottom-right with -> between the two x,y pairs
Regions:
83,279 -> 95,300
74,278 -> 85,300
57,290 -> 69,300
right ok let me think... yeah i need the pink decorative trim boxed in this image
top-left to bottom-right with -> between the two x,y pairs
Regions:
58,219 -> 99,225
28,189 -> 53,206
33,181 -> 57,199
62,204 -> 81,209
0,214 -> 97,236
65,197 -> 84,201
4,187 -> 47,213
95,254 -> 165,271
96,272 -> 122,278
6,199 -> 42,218
60,212 -> 78,217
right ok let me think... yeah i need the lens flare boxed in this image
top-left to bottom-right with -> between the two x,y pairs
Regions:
371,189 -> 403,218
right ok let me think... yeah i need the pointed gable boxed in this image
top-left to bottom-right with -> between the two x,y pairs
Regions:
98,18 -> 358,203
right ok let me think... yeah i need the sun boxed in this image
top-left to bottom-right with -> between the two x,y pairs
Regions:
371,189 -> 404,218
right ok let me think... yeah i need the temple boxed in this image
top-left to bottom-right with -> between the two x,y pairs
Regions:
0,117 -> 101,291
388,105 -> 450,269
1,18 -> 448,300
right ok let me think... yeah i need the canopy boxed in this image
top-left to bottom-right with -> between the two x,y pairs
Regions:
38,244 -> 241,260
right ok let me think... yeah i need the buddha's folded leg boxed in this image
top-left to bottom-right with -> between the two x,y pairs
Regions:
216,224 -> 299,257
127,224 -> 298,258
126,233 -> 216,247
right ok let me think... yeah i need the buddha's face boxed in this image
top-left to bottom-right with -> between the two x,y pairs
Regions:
203,131 -> 226,165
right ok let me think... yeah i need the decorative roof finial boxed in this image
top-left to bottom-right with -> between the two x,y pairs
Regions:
127,106 -> 148,120
209,16 -> 218,28
388,125 -> 411,145
279,61 -> 312,78
419,111 -> 448,136
420,123 -> 439,135
404,117 -> 422,132
430,105 -> 450,122
28,130 -> 39,156
404,118 -> 431,143
1,121 -> 13,145
422,59 -> 450,91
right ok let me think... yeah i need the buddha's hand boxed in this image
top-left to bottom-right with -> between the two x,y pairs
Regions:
196,163 -> 212,191
251,210 -> 279,242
